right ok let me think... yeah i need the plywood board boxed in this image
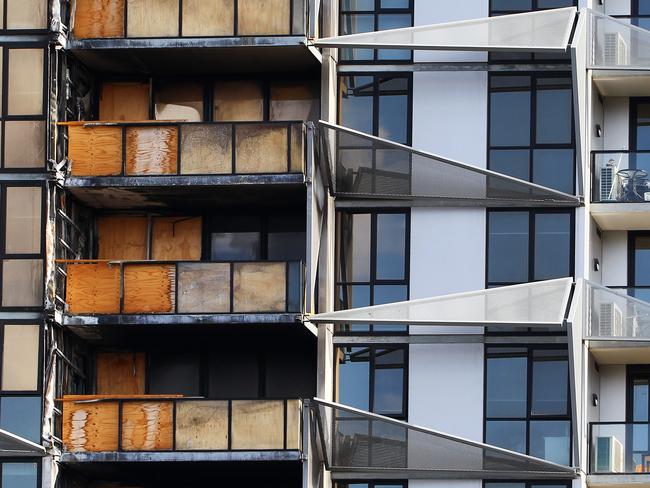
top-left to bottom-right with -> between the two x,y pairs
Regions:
180,125 -> 232,175
213,81 -> 263,122
154,82 -> 203,122
182,0 -> 233,36
96,352 -> 145,395
235,124 -> 288,174
151,217 -> 201,261
125,126 -> 178,175
177,263 -> 230,313
290,124 -> 305,173
269,82 -> 318,121
2,324 -> 39,391
97,216 -> 148,260
68,126 -> 123,176
231,400 -> 284,449
238,0 -> 290,35
4,120 -> 46,169
233,262 -> 286,313
63,400 -> 119,452
99,82 -> 149,121
175,400 -> 228,450
5,186 -> 41,255
121,401 -> 173,451
123,264 -> 175,313
7,48 -> 44,116
73,0 -> 125,38
2,259 -> 43,307
286,399 -> 300,449
66,263 -> 121,314
6,0 -> 48,29
126,0 -> 179,38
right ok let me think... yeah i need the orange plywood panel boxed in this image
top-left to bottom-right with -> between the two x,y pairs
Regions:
73,0 -> 125,39
125,126 -> 178,175
123,264 -> 175,313
63,400 -> 119,452
66,263 -> 120,314
121,401 -> 173,451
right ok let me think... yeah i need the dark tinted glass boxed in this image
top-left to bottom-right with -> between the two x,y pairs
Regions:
531,350 -> 568,415
208,351 -> 258,399
148,352 -> 200,396
635,103 -> 650,150
538,0 -> 575,7
491,0 -> 532,10
488,212 -> 529,284
529,420 -> 571,465
211,232 -> 260,260
268,232 -> 305,260
340,76 -> 374,132
266,348 -> 315,398
340,15 -> 374,61
532,148 -> 574,193
490,90 -> 531,146
381,0 -> 410,7
2,463 -> 38,488
337,213 -> 371,282
634,236 -> 650,286
486,420 -> 527,453
633,379 -> 649,421
638,0 -> 650,15
0,397 -> 40,442
378,77 -> 409,143
374,368 -> 403,414
337,347 -> 370,410
377,15 -> 412,61
490,149 -> 530,181
341,0 -> 374,10
536,86 -> 572,144
487,355 -> 528,417
376,213 -> 406,279
534,213 -> 571,280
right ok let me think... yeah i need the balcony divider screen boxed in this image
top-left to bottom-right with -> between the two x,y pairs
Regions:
311,399 -> 577,480
319,122 -> 581,207
316,7 -> 576,52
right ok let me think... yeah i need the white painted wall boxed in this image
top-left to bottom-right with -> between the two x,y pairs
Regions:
413,0 -> 487,62
587,354 -> 601,424
599,364 -> 627,421
603,97 -> 630,150
601,231 -> 628,286
409,344 -> 484,440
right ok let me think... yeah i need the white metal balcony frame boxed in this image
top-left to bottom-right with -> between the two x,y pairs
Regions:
0,428 -> 45,457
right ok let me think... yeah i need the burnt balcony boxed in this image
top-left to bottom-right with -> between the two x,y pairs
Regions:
591,151 -> 650,230
60,395 -> 302,462
59,260 -> 305,325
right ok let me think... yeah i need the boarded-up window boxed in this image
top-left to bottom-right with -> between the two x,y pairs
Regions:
126,0 -> 179,38
5,186 -> 41,254
99,82 -> 150,121
2,324 -> 39,391
6,0 -> 48,29
270,82 -> 318,121
97,216 -> 147,260
7,49 -> 44,116
182,0 -> 234,36
238,0 -> 290,35
96,352 -> 145,395
4,121 -> 45,168
73,0 -> 125,39
151,216 -> 202,260
154,82 -> 204,122
213,81 -> 263,122
2,259 -> 43,307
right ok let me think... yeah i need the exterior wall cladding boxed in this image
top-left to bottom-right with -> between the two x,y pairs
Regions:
2,1 -> 650,488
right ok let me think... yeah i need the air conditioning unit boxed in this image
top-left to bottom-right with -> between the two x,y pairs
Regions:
600,163 -> 616,201
604,32 -> 629,66
595,436 -> 625,473
599,302 -> 624,337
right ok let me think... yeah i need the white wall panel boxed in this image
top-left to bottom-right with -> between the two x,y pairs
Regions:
602,231 -> 627,286
599,364 -> 626,421
603,97 -> 629,150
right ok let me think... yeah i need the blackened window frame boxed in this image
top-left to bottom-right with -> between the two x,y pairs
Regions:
486,208 -> 575,288
489,0 -> 578,15
487,72 -> 577,196
335,208 -> 410,334
483,344 -> 572,465
338,0 -> 414,64
334,343 -> 408,420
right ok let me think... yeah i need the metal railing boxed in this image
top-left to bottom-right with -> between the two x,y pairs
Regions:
609,286 -> 650,305
59,259 -> 305,315
592,151 -> 650,203
63,121 -> 307,178
61,395 -> 302,453
584,283 -> 650,340
589,422 -> 650,475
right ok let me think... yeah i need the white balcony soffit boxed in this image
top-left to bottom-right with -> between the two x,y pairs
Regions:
308,278 -> 573,327
315,7 -> 576,52
0,429 -> 46,457
311,399 -> 577,480
320,122 -> 580,206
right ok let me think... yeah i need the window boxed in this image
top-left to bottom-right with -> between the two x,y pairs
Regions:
487,210 -> 573,287
0,185 -> 44,308
154,81 -> 204,121
628,232 -> 650,303
335,345 -> 407,418
485,346 -> 571,465
488,74 -> 575,194
1,461 -> 39,488
630,1 -> 650,30
339,0 -> 413,62
336,210 -> 409,332
1,47 -> 46,170
485,482 -> 570,488
339,74 -> 411,144
0,323 -> 41,443
336,481 -> 407,488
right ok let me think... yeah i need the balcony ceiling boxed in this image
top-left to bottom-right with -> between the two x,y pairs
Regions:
593,71 -> 650,97
590,203 -> 650,230
316,7 -> 576,52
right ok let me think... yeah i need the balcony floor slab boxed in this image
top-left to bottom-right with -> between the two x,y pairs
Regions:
587,474 -> 650,488
591,203 -> 650,230
60,450 -> 302,464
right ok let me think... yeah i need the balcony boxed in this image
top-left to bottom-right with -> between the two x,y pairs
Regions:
60,395 -> 302,462
59,260 -> 304,325
65,0 -> 322,74
588,422 -> 650,488
591,152 -> 650,230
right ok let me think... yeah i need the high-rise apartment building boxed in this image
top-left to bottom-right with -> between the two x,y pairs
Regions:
0,2 -> 648,488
